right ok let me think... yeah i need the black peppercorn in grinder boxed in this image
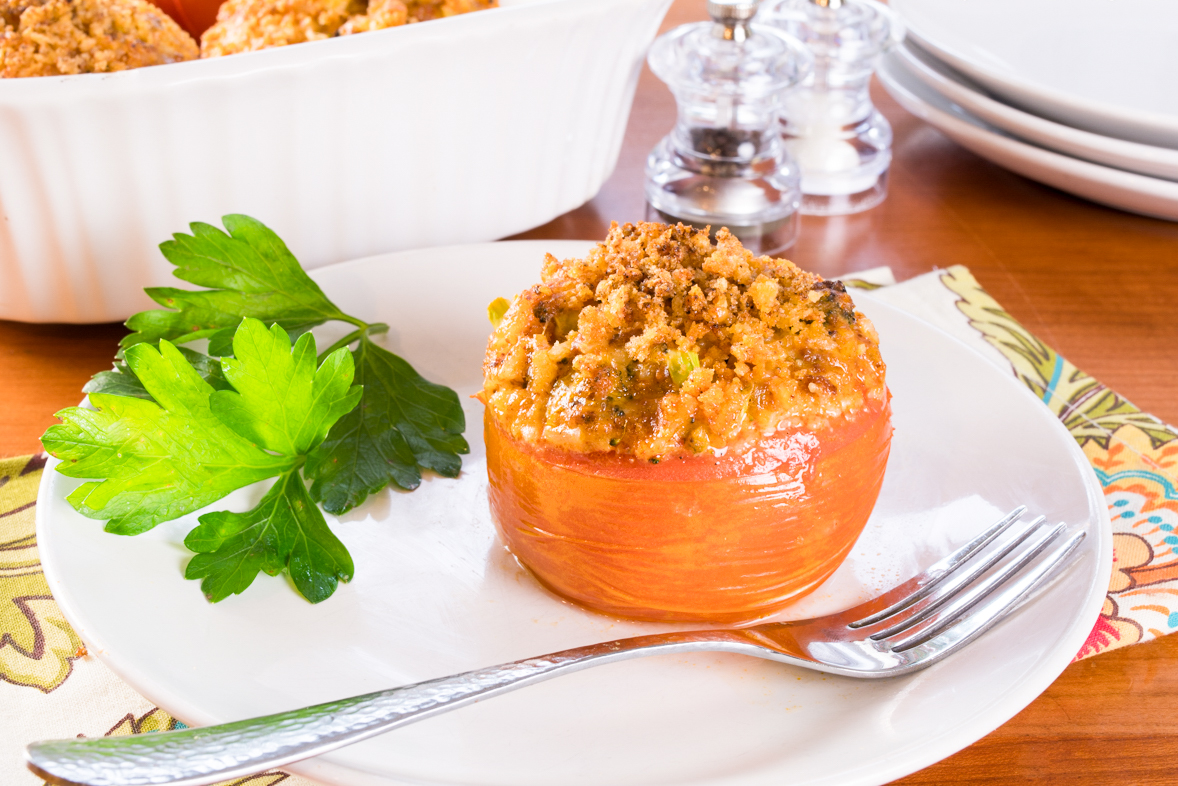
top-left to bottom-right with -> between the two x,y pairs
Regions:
644,0 -> 813,253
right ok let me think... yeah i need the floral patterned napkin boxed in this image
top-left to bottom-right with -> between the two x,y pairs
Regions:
3,264 -> 1176,785
1,461 -> 322,786
857,265 -> 1178,656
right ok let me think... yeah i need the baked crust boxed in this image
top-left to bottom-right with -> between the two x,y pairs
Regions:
1,0 -> 197,77
481,222 -> 888,460
201,0 -> 495,57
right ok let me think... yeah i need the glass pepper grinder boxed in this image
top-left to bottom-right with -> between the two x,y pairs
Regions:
762,0 -> 902,215
645,0 -> 813,254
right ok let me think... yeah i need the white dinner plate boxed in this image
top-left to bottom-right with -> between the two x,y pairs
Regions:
38,241 -> 1110,786
891,0 -> 1178,148
894,43 -> 1178,183
877,51 -> 1178,223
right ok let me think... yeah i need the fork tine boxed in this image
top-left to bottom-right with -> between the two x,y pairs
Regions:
864,513 -> 1048,640
849,505 -> 1028,628
884,524 -> 1080,652
882,529 -> 1087,664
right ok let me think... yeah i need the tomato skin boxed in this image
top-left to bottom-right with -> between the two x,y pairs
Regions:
147,0 -> 222,39
485,397 -> 893,623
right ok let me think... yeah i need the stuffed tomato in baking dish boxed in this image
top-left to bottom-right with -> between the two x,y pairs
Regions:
479,222 -> 891,623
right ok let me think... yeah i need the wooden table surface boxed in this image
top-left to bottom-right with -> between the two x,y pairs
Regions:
3,0 -> 1177,782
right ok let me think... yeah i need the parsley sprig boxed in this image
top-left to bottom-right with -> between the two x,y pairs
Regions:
45,215 -> 469,603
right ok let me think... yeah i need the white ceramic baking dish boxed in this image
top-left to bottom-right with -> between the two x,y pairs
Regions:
0,0 -> 672,323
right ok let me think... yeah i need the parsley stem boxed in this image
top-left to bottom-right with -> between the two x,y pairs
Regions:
339,315 -> 390,334
319,330 -> 362,362
318,323 -> 389,363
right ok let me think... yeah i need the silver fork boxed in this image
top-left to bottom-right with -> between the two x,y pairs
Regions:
28,506 -> 1084,786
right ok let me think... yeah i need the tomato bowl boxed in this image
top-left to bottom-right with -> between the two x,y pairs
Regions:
485,397 -> 893,623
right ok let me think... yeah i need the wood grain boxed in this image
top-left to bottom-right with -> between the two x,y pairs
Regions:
3,0 -> 1177,781
0,320 -> 127,456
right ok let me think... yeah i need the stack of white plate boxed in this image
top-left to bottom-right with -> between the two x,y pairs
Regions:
881,0 -> 1178,221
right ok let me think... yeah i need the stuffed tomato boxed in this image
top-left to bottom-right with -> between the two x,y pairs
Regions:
480,222 -> 891,622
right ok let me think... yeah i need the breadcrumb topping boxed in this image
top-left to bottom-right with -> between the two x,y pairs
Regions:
481,222 -> 888,460
0,0 -> 197,77
201,0 -> 495,57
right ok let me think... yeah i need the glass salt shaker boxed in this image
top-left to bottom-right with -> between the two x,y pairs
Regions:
645,0 -> 813,254
762,0 -> 903,215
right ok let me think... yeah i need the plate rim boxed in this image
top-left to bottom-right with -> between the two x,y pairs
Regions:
891,43 -> 1178,182
876,53 -> 1178,222
35,240 -> 1113,786
891,0 -> 1178,147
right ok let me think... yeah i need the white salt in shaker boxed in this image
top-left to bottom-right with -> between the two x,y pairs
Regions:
762,0 -> 903,215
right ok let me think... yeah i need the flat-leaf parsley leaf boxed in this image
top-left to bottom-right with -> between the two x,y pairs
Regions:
43,337 -> 298,536
84,346 -> 231,401
184,464 -> 354,604
45,318 -> 360,602
121,214 -> 354,355
47,214 -> 470,602
210,319 -> 362,457
306,338 -> 468,513
112,214 -> 468,513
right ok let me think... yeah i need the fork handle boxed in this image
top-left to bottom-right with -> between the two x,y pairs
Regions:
28,631 -> 755,786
